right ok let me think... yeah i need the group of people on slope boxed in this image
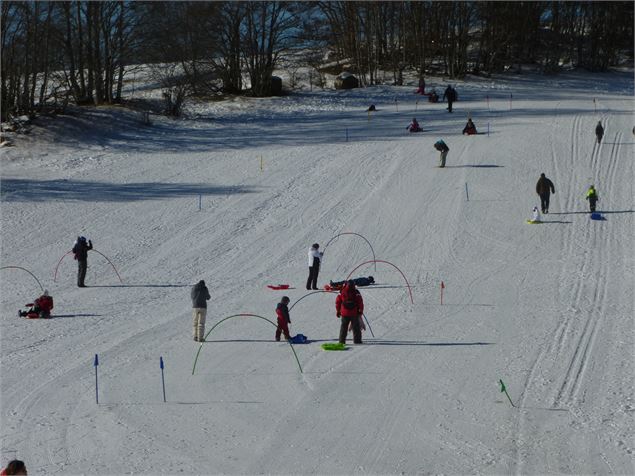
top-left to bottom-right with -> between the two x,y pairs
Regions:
416,79 -> 456,111
414,78 -> 438,103
19,236 -> 91,319
273,279 -> 365,345
407,117 -> 476,135
534,172 -> 600,218
190,243 -> 366,345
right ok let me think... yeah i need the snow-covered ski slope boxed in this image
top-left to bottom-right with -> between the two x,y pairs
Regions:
1,70 -> 633,475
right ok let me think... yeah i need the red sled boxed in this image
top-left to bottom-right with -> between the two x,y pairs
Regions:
267,284 -> 291,290
323,284 -> 342,292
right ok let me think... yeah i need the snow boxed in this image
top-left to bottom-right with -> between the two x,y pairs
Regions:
1,69 -> 634,475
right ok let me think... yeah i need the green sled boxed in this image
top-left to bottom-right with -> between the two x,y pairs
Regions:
321,343 -> 347,351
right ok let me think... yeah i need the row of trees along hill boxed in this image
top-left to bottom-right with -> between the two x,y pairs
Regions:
1,1 -> 633,121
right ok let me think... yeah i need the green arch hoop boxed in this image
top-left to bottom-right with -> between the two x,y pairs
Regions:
191,313 -> 303,375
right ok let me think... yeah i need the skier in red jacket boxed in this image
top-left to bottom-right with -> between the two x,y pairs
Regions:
335,281 -> 364,344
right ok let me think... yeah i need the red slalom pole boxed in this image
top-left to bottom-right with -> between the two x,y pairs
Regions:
441,281 -> 445,305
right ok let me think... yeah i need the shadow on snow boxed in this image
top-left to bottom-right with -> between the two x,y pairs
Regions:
0,178 -> 258,203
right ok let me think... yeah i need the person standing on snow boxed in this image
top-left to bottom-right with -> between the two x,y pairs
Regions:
434,139 -> 449,168
443,85 -> 457,112
595,121 -> 604,144
72,236 -> 92,287
336,280 -> 364,345
535,173 -> 556,213
275,296 -> 292,341
191,280 -> 210,342
586,185 -> 599,212
306,243 -> 323,290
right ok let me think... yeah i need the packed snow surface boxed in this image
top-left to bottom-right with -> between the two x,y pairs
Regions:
1,70 -> 634,475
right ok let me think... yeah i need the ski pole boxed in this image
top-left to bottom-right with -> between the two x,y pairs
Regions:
160,356 -> 166,403
94,354 -> 99,404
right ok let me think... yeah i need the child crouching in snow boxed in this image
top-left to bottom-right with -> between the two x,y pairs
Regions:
275,296 -> 291,341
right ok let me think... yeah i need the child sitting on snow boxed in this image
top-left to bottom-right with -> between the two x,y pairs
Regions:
407,118 -> 423,133
19,290 -> 54,318
462,118 -> 477,135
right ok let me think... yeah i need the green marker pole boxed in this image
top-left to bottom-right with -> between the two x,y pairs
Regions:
499,379 -> 515,407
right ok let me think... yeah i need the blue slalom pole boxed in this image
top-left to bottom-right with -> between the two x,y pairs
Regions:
487,122 -> 490,137
346,128 -> 349,142
198,194 -> 202,211
465,182 -> 469,201
94,354 -> 99,404
159,356 -> 166,403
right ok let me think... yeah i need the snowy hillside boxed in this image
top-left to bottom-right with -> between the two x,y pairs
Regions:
1,69 -> 634,475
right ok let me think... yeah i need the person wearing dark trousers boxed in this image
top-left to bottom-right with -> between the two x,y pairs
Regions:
595,121 -> 604,144
336,281 -> 364,344
306,243 -> 323,290
586,185 -> 599,212
443,85 -> 457,113
535,173 -> 556,213
72,236 -> 93,287
275,296 -> 291,341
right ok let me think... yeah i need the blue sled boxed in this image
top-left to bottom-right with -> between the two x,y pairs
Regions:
290,334 -> 308,344
590,212 -> 606,221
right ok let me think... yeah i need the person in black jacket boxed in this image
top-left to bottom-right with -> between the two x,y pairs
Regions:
443,85 -> 457,112
72,236 -> 93,287
535,173 -> 556,213
191,280 -> 211,342
595,121 -> 604,144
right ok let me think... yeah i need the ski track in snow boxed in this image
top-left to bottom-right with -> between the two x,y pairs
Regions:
1,70 -> 634,475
